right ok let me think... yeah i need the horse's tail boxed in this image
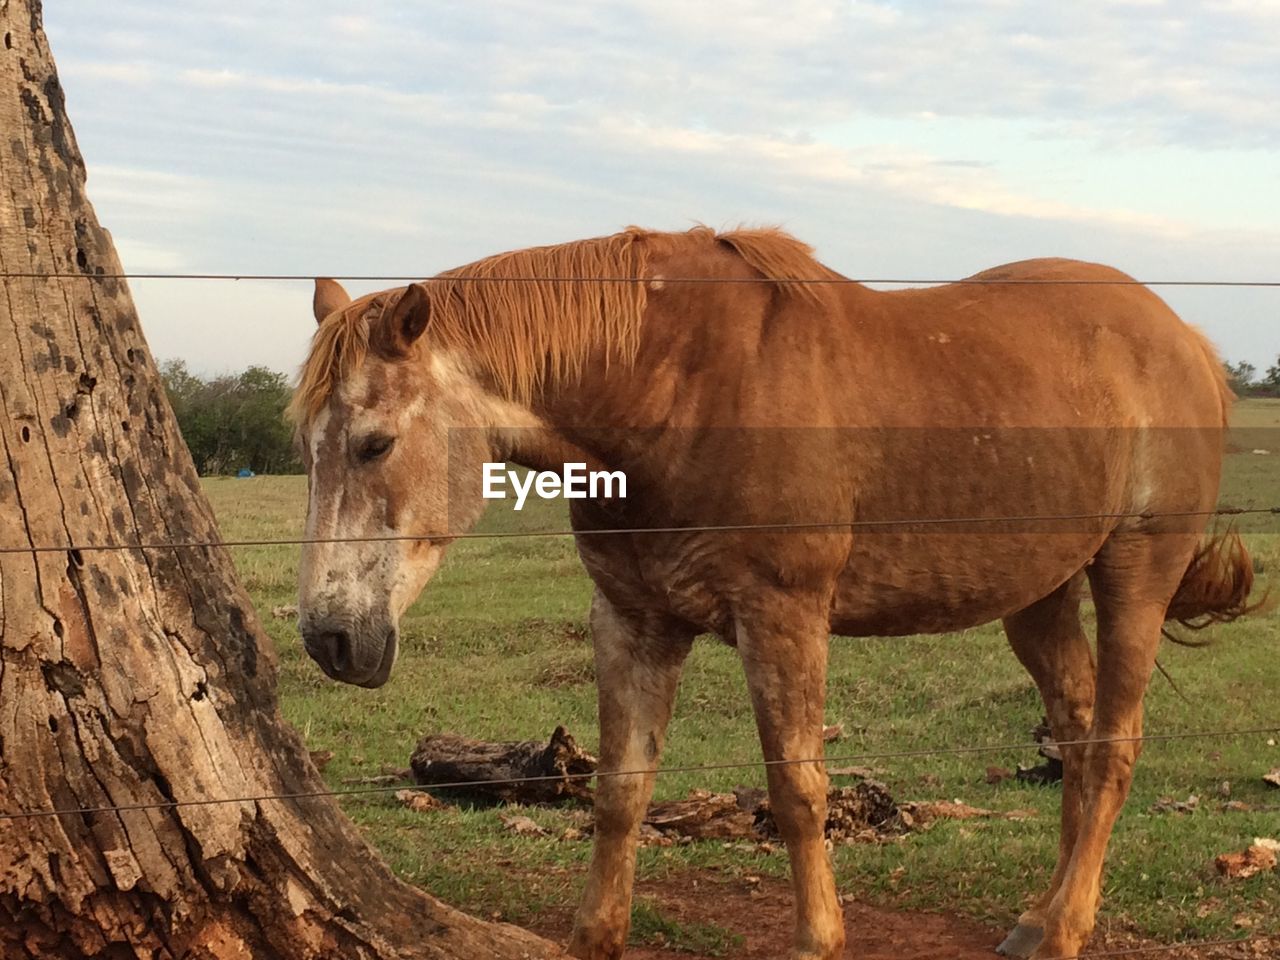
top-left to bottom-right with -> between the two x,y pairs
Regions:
1163,531 -> 1260,645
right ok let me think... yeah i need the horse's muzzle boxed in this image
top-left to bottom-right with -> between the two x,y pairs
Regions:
301,618 -> 398,688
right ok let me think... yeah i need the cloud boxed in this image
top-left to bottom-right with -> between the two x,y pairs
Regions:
112,238 -> 189,273
39,0 -> 1280,373
55,0 -> 1280,146
60,61 -> 154,85
87,166 -> 212,216
582,116 -> 1196,236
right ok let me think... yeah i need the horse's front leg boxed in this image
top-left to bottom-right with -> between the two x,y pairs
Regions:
569,590 -> 693,960
738,601 -> 844,960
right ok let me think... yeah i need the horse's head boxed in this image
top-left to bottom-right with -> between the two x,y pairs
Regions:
291,278 -> 492,688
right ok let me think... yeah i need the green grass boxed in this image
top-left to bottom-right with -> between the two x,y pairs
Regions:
629,899 -> 744,955
204,401 -> 1280,942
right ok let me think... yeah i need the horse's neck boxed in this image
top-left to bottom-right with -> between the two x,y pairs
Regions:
520,338 -> 695,477
485,286 -> 796,468
498,422 -> 613,476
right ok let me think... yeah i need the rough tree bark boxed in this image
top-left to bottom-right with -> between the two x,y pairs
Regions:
0,3 -> 563,958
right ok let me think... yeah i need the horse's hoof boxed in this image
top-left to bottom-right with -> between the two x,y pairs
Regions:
996,923 -> 1044,958
567,927 -> 625,960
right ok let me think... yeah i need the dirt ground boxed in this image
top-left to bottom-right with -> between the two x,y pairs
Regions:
622,876 -> 1003,960
533,873 -> 1276,960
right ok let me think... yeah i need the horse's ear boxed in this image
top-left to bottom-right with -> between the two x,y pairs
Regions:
313,278 -> 351,325
382,283 -> 431,355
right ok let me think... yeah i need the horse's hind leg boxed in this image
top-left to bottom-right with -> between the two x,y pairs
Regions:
1030,533 -> 1197,960
997,572 -> 1095,959
737,601 -> 845,960
569,590 -> 694,960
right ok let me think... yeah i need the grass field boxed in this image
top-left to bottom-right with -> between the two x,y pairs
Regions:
205,401 -> 1280,949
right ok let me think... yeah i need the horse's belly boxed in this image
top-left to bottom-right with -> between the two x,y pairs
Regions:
830,532 -> 1102,636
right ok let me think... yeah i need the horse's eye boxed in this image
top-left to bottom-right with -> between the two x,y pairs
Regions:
357,435 -> 395,464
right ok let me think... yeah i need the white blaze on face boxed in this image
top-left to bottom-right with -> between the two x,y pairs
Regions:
298,374 -> 395,620
303,404 -> 332,542
299,404 -> 336,608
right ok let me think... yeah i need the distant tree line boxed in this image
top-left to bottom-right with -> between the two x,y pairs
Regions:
160,360 -> 302,476
1225,359 -> 1280,398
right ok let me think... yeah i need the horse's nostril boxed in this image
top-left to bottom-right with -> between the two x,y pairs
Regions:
322,630 -> 351,673
304,626 -> 352,674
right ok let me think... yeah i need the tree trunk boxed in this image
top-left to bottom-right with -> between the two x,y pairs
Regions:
0,4 -> 563,957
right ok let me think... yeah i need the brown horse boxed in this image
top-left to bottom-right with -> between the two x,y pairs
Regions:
290,226 -> 1253,960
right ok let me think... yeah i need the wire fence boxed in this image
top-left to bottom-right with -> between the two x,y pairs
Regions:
3,503 -> 1276,554
5,498 -> 1276,823
4,725 -> 1277,823
1,729 -> 1276,957
2,523 -> 1273,949
4,271 -> 1280,287
4,266 -> 1277,955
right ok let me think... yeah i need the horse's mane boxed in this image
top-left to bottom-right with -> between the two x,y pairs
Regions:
290,225 -> 826,422
710,226 -> 827,304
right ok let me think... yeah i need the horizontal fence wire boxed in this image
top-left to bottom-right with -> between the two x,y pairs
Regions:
3,272 -> 1280,287
2,504 -> 1277,555
3,725 -> 1276,822
2,271 -> 1272,947
2,735 -> 1274,960
8,240 -> 1276,957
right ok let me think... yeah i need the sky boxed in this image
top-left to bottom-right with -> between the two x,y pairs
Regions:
43,0 -> 1280,376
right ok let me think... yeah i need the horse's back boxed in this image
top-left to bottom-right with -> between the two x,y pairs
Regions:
575,246 -> 1232,639
836,257 -> 1228,430
824,257 -> 1230,636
